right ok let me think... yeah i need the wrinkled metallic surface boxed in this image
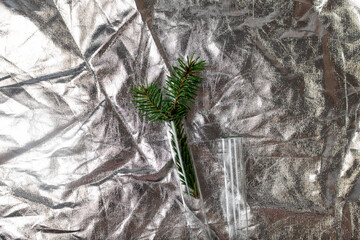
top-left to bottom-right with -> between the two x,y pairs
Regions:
1,0 -> 360,239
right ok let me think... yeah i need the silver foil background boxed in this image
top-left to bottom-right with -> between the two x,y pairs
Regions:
1,0 -> 360,239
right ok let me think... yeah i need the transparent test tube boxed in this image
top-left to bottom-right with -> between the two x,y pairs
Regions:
218,136 -> 248,240
167,121 -> 212,239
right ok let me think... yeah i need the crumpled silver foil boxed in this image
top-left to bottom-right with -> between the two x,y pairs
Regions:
1,0 -> 360,239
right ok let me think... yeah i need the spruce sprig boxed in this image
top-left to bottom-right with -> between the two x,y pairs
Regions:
131,54 -> 206,199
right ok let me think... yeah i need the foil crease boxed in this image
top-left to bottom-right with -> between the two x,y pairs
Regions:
0,0 -> 360,239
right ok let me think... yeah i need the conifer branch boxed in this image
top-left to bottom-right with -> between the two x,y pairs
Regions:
132,54 -> 206,199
